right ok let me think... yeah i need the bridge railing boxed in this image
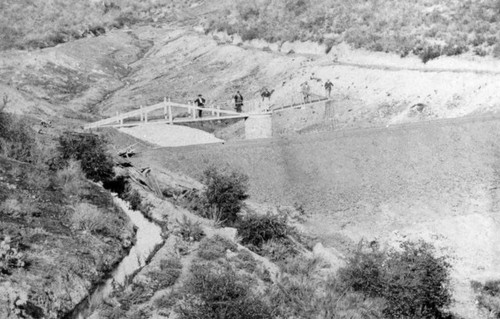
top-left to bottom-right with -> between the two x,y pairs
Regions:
84,97 -> 249,130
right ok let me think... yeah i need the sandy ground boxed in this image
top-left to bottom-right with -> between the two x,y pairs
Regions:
119,123 -> 223,147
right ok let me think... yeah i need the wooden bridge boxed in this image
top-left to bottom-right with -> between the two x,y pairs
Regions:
83,98 -> 250,130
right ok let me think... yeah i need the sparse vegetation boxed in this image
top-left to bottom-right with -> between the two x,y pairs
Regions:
197,235 -> 238,261
178,261 -> 273,319
146,258 -> 183,290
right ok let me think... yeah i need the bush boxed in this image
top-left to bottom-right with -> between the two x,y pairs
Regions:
197,235 -> 237,261
71,203 -> 107,234
121,184 -> 142,211
176,215 -> 205,242
418,44 -> 442,63
55,160 -> 89,198
338,240 -> 452,319
237,213 -> 290,249
200,165 -> 249,225
0,236 -> 26,275
178,262 -> 272,319
472,280 -> 500,317
0,100 -> 37,163
56,132 -> 114,183
146,258 -> 183,290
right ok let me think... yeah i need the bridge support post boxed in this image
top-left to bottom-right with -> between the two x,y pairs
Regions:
217,105 -> 221,118
191,102 -> 196,118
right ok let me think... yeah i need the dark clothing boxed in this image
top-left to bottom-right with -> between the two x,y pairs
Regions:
234,93 -> 243,113
195,97 -> 205,118
324,81 -> 333,97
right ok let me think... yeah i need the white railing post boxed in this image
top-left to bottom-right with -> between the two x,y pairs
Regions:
140,105 -> 143,122
168,98 -> 173,124
164,97 -> 167,120
217,105 -> 221,117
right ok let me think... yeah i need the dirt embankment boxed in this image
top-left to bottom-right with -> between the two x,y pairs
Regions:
135,115 -> 500,317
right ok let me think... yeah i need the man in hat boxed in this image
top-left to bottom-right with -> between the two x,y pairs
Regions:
194,94 -> 206,118
324,79 -> 333,98
234,91 -> 244,113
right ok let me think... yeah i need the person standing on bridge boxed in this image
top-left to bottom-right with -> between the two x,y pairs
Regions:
324,79 -> 333,98
234,91 -> 244,113
301,81 -> 310,103
194,94 -> 206,118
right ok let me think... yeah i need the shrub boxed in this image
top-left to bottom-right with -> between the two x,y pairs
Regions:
178,262 -> 272,319
237,213 -> 290,249
260,238 -> 299,262
121,183 -> 142,211
418,44 -> 442,63
146,258 -> 183,290
197,235 -> 237,261
200,165 -> 249,225
176,215 -> 205,242
338,240 -> 452,319
71,202 -> 113,235
0,236 -> 26,275
0,103 -> 37,163
471,280 -> 500,317
56,132 -> 114,183
55,160 -> 89,198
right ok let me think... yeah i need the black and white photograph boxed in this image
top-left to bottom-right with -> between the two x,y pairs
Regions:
1,0 -> 500,318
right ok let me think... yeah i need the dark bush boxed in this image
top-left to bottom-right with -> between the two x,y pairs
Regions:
200,165 -> 249,225
418,44 -> 442,63
56,132 -> 114,183
120,183 -> 142,211
442,43 -> 469,56
178,262 -> 272,319
237,213 -> 290,249
339,240 -> 452,319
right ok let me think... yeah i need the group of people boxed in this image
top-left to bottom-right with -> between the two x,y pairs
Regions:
300,79 -> 334,103
192,91 -> 245,118
193,78 -> 334,116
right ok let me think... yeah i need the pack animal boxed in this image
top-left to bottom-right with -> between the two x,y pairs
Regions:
261,88 -> 275,102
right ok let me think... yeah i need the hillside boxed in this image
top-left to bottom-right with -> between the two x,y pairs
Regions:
2,0 -> 500,61
135,115 -> 500,317
206,0 -> 500,61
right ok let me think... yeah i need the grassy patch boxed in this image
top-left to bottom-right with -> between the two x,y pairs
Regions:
197,235 -> 238,261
